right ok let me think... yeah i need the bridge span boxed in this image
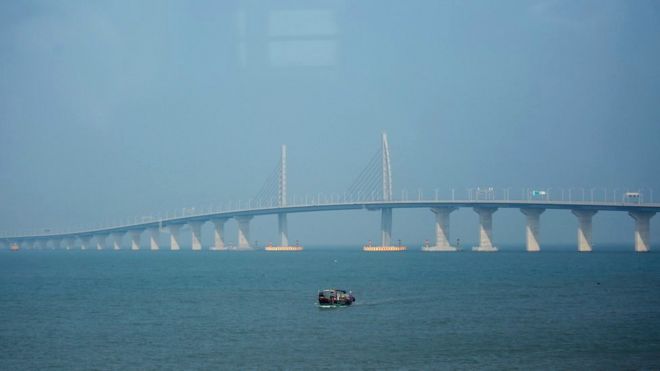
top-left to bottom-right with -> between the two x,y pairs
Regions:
1,134 -> 657,252
1,199 -> 658,253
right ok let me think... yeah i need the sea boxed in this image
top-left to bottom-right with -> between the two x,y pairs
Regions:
1,247 -> 659,370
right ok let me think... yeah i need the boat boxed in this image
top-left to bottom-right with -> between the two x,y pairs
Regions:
318,289 -> 355,308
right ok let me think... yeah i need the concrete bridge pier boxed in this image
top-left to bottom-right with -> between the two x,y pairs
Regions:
0,240 -> 6,249
52,239 -> 62,249
148,228 -> 160,251
473,207 -> 498,252
364,208 -> 404,251
236,216 -> 253,249
521,208 -> 545,252
22,240 -> 34,250
278,213 -> 289,247
572,210 -> 597,252
36,240 -> 48,249
129,230 -> 141,250
629,211 -> 655,252
111,233 -> 123,250
95,235 -> 107,250
212,219 -> 227,250
425,207 -> 458,251
189,221 -> 203,251
80,236 -> 91,250
381,208 -> 392,247
63,237 -> 75,250
168,225 -> 181,251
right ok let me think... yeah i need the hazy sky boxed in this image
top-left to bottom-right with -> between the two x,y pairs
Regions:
1,0 -> 659,247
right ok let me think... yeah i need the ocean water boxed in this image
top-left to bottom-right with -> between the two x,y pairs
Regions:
1,248 -> 659,370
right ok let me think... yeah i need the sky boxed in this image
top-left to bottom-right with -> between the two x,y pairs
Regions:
1,0 -> 659,248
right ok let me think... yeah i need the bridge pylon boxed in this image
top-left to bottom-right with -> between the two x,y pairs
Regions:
363,133 -> 406,252
267,145 -> 302,251
382,132 -> 392,202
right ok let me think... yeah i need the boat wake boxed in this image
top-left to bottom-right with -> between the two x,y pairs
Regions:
316,303 -> 350,309
315,294 -> 430,309
352,295 -> 429,307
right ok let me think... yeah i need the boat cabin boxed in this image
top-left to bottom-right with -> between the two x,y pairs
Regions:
318,289 -> 355,307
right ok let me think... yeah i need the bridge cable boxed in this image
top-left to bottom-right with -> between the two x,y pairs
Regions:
253,164 -> 280,207
346,148 -> 384,201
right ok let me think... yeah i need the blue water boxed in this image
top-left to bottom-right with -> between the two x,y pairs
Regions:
1,248 -> 660,370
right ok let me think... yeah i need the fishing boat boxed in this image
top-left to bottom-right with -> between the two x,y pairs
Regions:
318,289 -> 355,308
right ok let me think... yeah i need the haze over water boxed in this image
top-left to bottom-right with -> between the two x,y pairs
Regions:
2,0 -> 660,369
2,247 -> 659,369
1,0 -> 660,245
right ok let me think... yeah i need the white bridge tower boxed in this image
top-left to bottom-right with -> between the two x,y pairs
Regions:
267,144 -> 302,251
278,145 -> 288,247
365,132 -> 405,251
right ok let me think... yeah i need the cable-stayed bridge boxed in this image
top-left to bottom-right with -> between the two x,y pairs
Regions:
1,133 -> 658,252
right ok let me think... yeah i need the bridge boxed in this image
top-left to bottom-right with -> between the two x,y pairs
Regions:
1,134 -> 658,252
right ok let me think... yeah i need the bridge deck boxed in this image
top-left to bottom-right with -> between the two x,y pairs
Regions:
3,200 -> 659,241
